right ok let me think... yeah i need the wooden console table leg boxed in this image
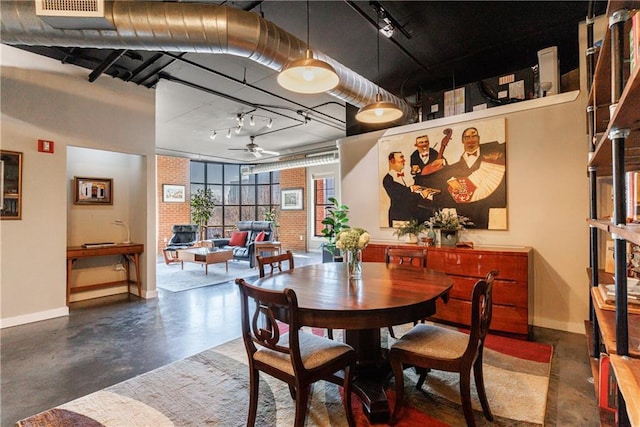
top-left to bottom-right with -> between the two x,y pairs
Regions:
132,253 -> 141,298
66,259 -> 77,305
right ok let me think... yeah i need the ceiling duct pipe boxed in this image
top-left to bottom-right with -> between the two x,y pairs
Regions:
0,1 -> 417,123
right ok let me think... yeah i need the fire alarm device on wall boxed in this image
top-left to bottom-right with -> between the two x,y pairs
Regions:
38,139 -> 54,153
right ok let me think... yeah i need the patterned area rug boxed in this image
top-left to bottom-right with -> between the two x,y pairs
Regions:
17,326 -> 552,426
156,258 -> 258,292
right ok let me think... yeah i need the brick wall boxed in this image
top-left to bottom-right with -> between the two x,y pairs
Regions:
157,156 -> 310,254
279,167 -> 307,251
157,156 -> 191,254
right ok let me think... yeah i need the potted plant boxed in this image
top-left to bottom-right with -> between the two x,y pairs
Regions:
426,209 -> 474,246
393,219 -> 428,244
263,208 -> 279,241
320,197 -> 350,263
191,188 -> 216,241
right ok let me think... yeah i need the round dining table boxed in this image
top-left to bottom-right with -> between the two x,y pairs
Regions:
251,261 -> 453,423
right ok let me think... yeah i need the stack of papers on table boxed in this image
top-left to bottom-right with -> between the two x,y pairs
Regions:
600,280 -> 640,305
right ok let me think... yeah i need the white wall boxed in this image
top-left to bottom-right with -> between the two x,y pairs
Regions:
0,45 -> 156,327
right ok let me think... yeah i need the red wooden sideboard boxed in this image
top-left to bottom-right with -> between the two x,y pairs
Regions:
362,243 -> 533,339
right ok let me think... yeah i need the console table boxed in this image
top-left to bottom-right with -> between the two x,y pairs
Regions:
66,243 -> 144,305
363,242 -> 532,339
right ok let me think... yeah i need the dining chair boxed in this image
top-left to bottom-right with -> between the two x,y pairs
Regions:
257,250 -> 295,278
257,250 -> 334,339
235,278 -> 356,427
388,270 -> 498,427
384,247 -> 428,338
385,247 -> 428,268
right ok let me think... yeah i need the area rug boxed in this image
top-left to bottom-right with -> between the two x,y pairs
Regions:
17,327 -> 552,426
156,259 -> 258,292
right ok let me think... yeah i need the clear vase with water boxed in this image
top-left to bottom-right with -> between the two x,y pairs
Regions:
346,249 -> 363,279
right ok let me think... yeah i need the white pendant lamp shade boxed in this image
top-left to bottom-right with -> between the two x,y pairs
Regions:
355,93 -> 403,124
277,49 -> 339,94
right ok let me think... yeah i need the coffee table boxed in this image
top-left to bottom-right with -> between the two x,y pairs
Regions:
177,248 -> 233,275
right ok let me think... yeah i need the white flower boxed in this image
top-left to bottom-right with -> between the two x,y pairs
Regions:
358,232 -> 370,248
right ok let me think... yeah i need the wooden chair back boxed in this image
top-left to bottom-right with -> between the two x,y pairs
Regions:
385,247 -> 427,268
235,277 -> 356,427
257,250 -> 294,278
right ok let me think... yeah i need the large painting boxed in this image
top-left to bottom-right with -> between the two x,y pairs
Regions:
378,117 -> 507,230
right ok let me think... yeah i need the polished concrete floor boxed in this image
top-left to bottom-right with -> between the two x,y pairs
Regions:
1,252 -> 599,426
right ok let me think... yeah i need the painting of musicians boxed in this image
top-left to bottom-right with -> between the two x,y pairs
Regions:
378,117 -> 507,230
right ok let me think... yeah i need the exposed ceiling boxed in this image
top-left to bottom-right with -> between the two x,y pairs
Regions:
6,0 -> 606,164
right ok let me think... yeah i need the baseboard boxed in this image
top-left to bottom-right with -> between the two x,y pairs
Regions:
0,306 -> 69,329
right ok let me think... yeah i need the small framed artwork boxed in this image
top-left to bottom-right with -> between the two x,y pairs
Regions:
281,187 -> 303,210
1,150 -> 23,219
73,177 -> 113,205
163,184 -> 186,203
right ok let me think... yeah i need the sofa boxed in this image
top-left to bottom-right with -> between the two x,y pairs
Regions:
216,221 -> 274,268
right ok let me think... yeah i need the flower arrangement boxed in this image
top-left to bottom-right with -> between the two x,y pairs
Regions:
426,208 -> 474,231
336,227 -> 370,278
336,227 -> 370,252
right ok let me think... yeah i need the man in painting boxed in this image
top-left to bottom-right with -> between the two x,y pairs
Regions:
444,127 -> 506,228
383,151 -> 440,227
410,135 -> 443,178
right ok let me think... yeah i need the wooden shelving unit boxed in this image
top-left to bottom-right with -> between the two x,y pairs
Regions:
587,1 -> 640,425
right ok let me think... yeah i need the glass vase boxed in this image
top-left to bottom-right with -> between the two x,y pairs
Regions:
346,249 -> 363,279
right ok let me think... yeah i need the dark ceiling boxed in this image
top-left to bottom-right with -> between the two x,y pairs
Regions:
5,0 -> 607,162
15,0 -> 606,101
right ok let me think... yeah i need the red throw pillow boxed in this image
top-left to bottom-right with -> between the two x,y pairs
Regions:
229,230 -> 248,247
255,231 -> 266,242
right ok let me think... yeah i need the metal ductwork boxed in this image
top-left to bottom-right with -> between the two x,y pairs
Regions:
0,1 -> 417,123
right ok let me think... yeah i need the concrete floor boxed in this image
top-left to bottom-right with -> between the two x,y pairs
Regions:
1,252 -> 598,426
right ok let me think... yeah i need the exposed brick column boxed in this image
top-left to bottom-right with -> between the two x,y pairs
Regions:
157,156 -> 191,254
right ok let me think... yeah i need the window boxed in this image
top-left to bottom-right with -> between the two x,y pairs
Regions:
314,176 -> 335,236
190,161 -> 280,238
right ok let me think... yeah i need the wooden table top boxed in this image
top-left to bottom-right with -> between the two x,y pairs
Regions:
252,262 -> 452,330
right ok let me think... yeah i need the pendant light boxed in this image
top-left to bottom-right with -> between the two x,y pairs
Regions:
355,16 -> 403,124
277,1 -> 339,94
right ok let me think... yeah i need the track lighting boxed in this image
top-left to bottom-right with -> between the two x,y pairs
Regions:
235,125 -> 242,134
267,118 -> 273,129
250,115 -> 255,126
226,128 -> 232,138
210,131 -> 217,140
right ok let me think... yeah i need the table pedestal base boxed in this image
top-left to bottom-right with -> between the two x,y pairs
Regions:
345,328 -> 392,424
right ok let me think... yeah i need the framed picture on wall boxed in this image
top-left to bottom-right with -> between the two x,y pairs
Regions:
163,184 -> 186,202
1,150 -> 23,219
73,177 -> 113,205
281,188 -> 303,210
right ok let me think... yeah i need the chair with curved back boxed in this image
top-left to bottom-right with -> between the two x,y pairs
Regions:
384,247 -> 428,338
388,270 -> 499,427
257,251 -> 334,340
235,278 -> 356,427
256,250 -> 295,278
385,247 -> 428,268
162,224 -> 199,265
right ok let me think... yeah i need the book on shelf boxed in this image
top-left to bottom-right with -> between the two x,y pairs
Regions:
598,283 -> 640,306
631,11 -> 639,73
598,353 -> 618,412
82,242 -> 117,248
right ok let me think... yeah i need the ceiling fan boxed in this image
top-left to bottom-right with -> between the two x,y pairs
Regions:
228,136 -> 280,158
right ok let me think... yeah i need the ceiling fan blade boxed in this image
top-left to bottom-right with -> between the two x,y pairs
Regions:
228,148 -> 247,151
261,150 -> 280,156
251,150 -> 262,158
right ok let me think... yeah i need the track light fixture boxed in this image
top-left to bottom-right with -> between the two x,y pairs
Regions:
355,15 -> 403,124
208,114 -> 275,141
277,0 -> 339,94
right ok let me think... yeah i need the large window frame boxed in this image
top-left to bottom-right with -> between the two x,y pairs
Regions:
190,161 -> 280,238
313,176 -> 336,237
